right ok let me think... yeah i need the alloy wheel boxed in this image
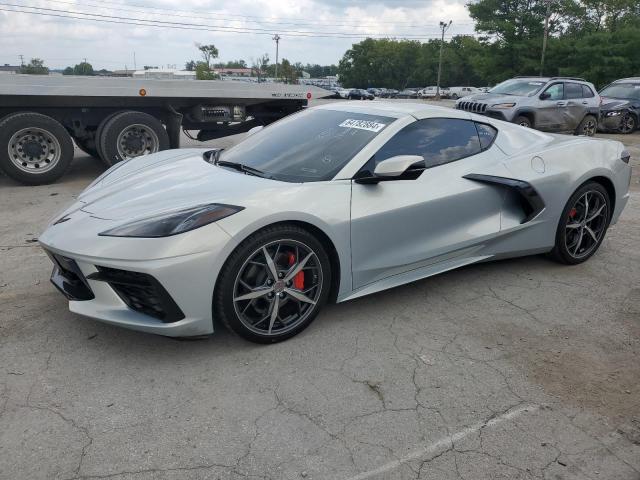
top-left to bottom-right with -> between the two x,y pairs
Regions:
581,118 -> 597,136
233,240 -> 323,336
564,190 -> 608,259
619,113 -> 636,134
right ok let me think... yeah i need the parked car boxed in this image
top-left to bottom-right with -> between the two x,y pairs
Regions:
337,88 -> 352,99
395,89 -> 419,99
378,89 -> 399,98
417,86 -> 450,98
448,86 -> 482,99
455,76 -> 601,136
598,77 -> 640,134
40,103 -> 631,343
367,88 -> 382,97
348,89 -> 374,100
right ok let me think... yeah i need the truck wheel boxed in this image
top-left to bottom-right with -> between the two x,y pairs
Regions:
95,112 -> 122,165
98,111 -> 169,166
0,112 -> 74,185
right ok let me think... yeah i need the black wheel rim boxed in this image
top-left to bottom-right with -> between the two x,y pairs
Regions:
233,240 -> 323,336
564,190 -> 608,259
619,114 -> 635,134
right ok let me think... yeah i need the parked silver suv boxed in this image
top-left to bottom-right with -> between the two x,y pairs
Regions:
455,77 -> 601,136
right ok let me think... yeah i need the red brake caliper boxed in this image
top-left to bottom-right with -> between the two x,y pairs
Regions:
287,252 -> 305,290
569,208 -> 577,219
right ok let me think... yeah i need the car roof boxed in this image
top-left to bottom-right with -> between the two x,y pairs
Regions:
613,77 -> 640,83
313,101 -> 470,119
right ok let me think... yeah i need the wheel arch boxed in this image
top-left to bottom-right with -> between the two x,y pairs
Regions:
584,175 -> 616,218
513,108 -> 536,126
213,220 -> 343,307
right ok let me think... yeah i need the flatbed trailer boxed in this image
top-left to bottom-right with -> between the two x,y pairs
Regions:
0,75 -> 329,185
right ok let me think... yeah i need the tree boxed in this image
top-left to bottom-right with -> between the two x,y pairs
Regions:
195,61 -> 217,80
20,58 -> 48,75
62,66 -> 74,75
185,60 -> 197,71
195,43 -> 219,69
251,53 -> 269,81
73,61 -> 94,76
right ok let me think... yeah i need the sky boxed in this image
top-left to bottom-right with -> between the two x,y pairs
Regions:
0,0 -> 477,71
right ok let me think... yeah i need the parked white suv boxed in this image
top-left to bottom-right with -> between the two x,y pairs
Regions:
448,86 -> 482,99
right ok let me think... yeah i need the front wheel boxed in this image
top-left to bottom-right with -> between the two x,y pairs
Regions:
215,225 -> 332,343
576,115 -> 597,136
618,113 -> 636,134
549,182 -> 611,265
514,115 -> 532,128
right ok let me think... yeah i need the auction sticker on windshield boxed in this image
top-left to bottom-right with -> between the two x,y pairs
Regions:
339,119 -> 387,132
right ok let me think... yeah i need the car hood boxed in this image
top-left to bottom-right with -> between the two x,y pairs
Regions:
77,149 -> 285,221
600,97 -> 632,111
456,93 -> 522,104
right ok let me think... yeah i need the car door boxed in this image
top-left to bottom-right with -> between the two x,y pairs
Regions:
536,82 -> 565,130
563,82 -> 589,130
350,118 -> 509,290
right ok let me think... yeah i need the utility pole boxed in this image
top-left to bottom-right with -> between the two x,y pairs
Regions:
19,54 -> 24,67
435,20 -> 452,100
133,52 -> 137,70
540,0 -> 552,76
273,34 -> 281,81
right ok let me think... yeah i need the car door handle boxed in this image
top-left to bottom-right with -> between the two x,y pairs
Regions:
556,102 -> 567,106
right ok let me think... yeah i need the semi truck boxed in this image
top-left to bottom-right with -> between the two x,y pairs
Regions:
0,75 -> 329,185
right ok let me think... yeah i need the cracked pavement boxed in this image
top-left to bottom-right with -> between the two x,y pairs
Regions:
1,101 -> 639,479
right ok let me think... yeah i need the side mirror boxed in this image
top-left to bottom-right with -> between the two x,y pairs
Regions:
373,155 -> 424,177
355,155 -> 424,184
247,125 -> 264,136
539,92 -> 551,100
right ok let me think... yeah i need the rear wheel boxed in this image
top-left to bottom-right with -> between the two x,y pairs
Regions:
576,115 -> 597,136
514,115 -> 532,128
0,112 -> 74,185
550,182 -> 611,265
98,111 -> 169,166
215,225 -> 331,343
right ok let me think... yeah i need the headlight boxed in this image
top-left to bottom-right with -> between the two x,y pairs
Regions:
99,203 -> 244,238
491,103 -> 516,109
605,110 -> 622,117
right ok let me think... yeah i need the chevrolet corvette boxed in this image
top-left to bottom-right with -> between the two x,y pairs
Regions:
39,103 -> 631,343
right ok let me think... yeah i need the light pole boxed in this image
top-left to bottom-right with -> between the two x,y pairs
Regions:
273,34 -> 281,81
540,0 -> 552,76
436,20 -> 452,100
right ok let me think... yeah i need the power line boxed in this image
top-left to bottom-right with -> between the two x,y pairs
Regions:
0,5 -> 480,39
40,0 -> 476,28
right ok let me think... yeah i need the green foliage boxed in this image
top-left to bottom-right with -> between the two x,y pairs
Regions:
337,0 -> 640,89
20,58 -> 49,75
195,61 -> 217,80
214,59 -> 248,68
185,60 -> 197,71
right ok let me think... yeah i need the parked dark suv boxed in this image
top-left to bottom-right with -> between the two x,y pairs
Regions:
455,77 -> 601,136
598,77 -> 640,134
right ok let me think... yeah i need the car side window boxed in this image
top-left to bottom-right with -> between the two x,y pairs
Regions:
582,85 -> 595,98
368,118 -> 482,171
565,83 -> 584,99
543,83 -> 564,100
475,123 -> 498,150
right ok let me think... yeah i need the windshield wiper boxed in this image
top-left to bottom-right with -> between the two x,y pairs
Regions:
216,160 -> 271,179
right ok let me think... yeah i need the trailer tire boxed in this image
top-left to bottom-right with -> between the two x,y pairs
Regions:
0,112 -> 74,185
95,111 -> 124,165
99,111 -> 169,166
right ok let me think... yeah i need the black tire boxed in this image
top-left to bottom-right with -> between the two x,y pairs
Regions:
98,111 -> 169,166
215,224 -> 332,344
549,182 -> 611,265
514,115 -> 532,128
0,112 -> 74,185
95,112 -> 123,165
74,136 -> 99,159
576,115 -> 597,137
618,112 -> 636,134
451,94 -> 459,100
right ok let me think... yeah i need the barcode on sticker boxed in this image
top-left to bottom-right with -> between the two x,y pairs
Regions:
339,119 -> 386,132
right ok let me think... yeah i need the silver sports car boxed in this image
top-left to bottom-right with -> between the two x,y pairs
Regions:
39,103 -> 632,343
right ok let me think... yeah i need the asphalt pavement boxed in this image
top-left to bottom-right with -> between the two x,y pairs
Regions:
0,99 -> 639,479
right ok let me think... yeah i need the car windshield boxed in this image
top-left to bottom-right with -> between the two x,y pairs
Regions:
489,79 -> 546,96
218,109 -> 394,182
600,83 -> 640,100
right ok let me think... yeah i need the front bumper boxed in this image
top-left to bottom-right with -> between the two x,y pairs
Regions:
39,211 -> 234,337
598,113 -> 624,132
